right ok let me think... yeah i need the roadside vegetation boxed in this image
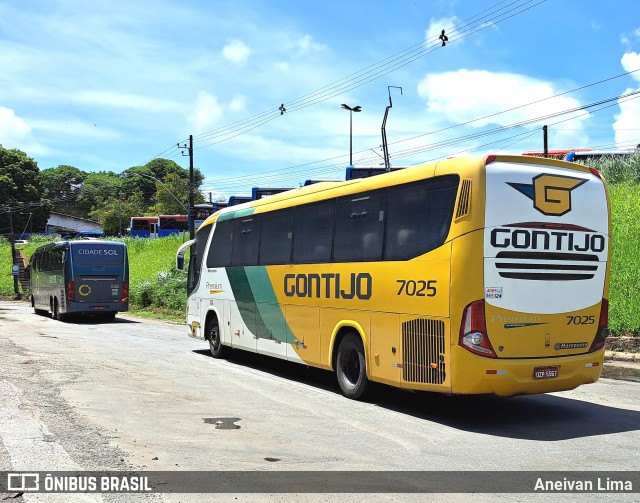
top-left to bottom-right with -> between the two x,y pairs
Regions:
1,153 -> 639,335
602,162 -> 640,335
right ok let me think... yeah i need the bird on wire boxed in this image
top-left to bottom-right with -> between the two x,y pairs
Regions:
439,29 -> 448,47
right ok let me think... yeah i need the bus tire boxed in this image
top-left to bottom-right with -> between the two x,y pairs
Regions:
336,333 -> 369,400
52,298 -> 66,322
207,319 -> 228,359
31,296 -> 46,316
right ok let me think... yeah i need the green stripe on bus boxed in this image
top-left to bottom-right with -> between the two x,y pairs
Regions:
217,207 -> 256,222
245,267 -> 294,344
226,266 -> 292,344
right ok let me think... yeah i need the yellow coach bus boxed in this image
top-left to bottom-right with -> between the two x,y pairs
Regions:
176,155 -> 610,400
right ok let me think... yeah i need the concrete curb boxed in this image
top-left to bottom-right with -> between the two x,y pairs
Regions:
603,351 -> 640,382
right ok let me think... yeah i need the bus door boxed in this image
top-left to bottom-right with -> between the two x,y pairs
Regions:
149,221 -> 158,238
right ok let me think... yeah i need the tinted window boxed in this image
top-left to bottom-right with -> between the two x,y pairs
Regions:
259,210 -> 293,265
207,220 -> 233,268
188,224 -> 212,294
384,175 -> 459,260
292,200 -> 335,264
231,217 -> 261,266
333,193 -> 384,262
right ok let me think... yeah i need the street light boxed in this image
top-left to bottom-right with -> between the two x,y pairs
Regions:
341,103 -> 362,166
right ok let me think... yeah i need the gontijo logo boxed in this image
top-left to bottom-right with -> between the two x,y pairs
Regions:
508,174 -> 587,216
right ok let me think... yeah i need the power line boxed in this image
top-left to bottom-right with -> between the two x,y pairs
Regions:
190,0 -> 545,149
201,88 -> 640,192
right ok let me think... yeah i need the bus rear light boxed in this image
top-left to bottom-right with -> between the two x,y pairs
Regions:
459,300 -> 497,358
485,154 -> 497,165
121,281 -> 129,302
589,299 -> 609,353
589,167 -> 602,179
66,282 -> 75,300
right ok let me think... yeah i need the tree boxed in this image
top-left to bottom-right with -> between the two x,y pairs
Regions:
0,145 -> 51,237
40,165 -> 87,217
123,158 -> 206,215
89,194 -> 145,236
75,171 -> 122,216
150,172 -> 206,215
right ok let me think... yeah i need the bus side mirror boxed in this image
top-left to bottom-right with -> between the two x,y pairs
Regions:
175,239 -> 195,271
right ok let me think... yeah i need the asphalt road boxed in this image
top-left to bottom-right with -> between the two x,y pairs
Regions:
0,300 -> 639,502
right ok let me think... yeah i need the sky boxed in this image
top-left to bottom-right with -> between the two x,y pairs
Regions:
1,0 -> 640,199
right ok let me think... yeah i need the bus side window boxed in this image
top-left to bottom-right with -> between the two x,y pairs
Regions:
384,176 -> 458,260
231,217 -> 261,266
207,220 -> 233,268
259,210 -> 293,265
292,200 -> 335,264
333,192 -> 384,262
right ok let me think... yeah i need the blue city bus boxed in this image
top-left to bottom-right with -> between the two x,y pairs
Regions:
303,179 -> 341,186
564,149 -> 637,162
29,240 -> 129,321
158,214 -> 188,237
193,202 -> 227,230
251,187 -> 295,200
227,195 -> 252,206
345,166 -> 405,180
129,216 -> 159,238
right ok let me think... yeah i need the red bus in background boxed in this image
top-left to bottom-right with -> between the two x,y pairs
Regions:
522,148 -> 593,160
129,216 -> 159,238
158,215 -> 188,237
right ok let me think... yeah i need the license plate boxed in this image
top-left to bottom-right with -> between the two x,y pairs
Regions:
534,366 -> 559,379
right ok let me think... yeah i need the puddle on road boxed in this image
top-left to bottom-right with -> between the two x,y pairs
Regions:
203,417 -> 241,429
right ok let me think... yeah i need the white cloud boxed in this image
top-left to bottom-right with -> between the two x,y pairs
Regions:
28,118 -> 120,140
228,94 -> 247,112
614,52 -> 640,146
296,34 -> 326,56
613,88 -> 640,146
0,106 -> 31,142
0,106 -> 54,156
74,91 -> 181,112
222,40 -> 251,63
417,69 -> 586,128
189,91 -> 223,133
621,51 -> 640,83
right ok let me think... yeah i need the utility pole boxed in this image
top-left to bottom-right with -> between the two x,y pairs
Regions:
543,125 -> 548,158
188,134 -> 194,240
178,135 -> 195,239
381,86 -> 403,171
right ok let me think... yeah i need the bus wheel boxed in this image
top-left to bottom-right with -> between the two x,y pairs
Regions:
336,333 -> 369,400
52,299 -> 66,322
100,312 -> 117,322
207,320 -> 227,359
31,296 -> 46,316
